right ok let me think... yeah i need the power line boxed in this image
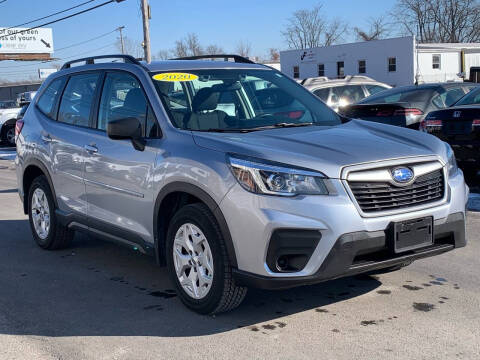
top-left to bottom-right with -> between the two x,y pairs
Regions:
6,0 -> 125,37
4,0 -> 96,31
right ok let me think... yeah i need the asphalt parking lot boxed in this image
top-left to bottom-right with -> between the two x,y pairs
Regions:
0,150 -> 479,360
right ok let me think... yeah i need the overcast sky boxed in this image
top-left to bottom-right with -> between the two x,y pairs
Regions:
0,0 -> 395,82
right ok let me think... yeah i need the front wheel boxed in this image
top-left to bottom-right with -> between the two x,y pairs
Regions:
166,203 -> 247,314
28,175 -> 73,250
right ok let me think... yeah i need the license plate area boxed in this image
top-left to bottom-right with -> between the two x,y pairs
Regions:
392,217 -> 433,253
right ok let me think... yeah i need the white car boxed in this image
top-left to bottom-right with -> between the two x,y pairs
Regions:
302,75 -> 391,112
0,101 -> 22,146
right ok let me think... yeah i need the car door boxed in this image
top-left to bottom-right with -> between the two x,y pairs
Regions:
83,71 -> 160,245
48,72 -> 102,217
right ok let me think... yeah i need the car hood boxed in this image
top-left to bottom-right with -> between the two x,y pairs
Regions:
192,119 -> 446,178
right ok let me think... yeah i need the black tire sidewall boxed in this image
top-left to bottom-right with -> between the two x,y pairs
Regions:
166,204 -> 227,314
28,176 -> 57,249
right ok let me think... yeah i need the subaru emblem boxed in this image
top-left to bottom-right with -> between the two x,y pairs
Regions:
391,167 -> 414,183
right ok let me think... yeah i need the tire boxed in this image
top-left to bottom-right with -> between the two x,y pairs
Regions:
166,203 -> 247,314
28,175 -> 73,250
1,124 -> 15,146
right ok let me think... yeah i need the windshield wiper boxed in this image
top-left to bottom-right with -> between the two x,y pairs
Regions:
190,128 -> 253,133
243,122 -> 315,131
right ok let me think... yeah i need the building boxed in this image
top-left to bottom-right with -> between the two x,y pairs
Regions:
0,82 -> 41,101
280,36 -> 480,87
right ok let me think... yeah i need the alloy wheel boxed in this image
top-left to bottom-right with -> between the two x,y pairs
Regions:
173,223 -> 214,299
31,188 -> 50,240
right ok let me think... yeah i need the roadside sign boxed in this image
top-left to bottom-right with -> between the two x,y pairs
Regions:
0,27 -> 54,54
38,68 -> 57,79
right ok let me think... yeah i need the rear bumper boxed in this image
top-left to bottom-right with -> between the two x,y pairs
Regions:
233,212 -> 465,290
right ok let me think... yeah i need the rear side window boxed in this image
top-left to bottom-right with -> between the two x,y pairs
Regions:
98,72 -> 159,137
37,78 -> 65,118
58,73 -> 100,127
313,88 -> 330,102
365,84 -> 388,96
331,85 -> 365,103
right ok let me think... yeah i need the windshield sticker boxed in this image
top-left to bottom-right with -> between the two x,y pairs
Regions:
153,72 -> 198,82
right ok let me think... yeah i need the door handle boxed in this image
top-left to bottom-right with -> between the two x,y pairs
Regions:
84,144 -> 98,154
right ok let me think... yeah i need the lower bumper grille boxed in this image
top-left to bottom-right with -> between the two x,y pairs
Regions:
348,169 -> 445,213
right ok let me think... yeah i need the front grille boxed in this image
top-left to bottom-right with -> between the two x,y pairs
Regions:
348,169 -> 445,213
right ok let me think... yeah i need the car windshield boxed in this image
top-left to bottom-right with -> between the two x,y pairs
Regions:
151,69 -> 340,131
455,86 -> 480,106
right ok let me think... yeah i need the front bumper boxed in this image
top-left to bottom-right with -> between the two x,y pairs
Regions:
219,166 -> 468,281
233,212 -> 465,289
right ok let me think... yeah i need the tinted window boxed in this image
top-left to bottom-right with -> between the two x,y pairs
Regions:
441,87 -> 466,107
361,87 -> 432,104
98,72 -> 158,137
313,88 -> 330,102
332,85 -> 365,103
365,84 -> 389,96
37,77 -> 65,118
58,73 -> 99,127
456,86 -> 480,105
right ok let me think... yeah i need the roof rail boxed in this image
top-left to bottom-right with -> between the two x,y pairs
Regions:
301,76 -> 329,86
61,54 -> 142,70
172,54 -> 256,64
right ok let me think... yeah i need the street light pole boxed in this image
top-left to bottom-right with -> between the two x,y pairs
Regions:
117,26 -> 125,55
140,0 -> 151,63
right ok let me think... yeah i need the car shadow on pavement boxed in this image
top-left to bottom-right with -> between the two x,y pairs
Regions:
0,219 -> 381,338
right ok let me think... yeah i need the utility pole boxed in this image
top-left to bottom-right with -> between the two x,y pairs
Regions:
117,26 -> 125,54
140,0 -> 151,63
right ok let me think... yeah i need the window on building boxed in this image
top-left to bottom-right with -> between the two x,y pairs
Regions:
337,61 -> 345,78
358,60 -> 366,74
388,57 -> 396,72
293,66 -> 300,79
318,64 -> 325,77
432,54 -> 441,69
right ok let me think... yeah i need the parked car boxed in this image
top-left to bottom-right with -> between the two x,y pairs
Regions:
422,86 -> 480,167
342,83 -> 476,129
302,76 -> 391,111
0,100 -> 22,146
16,54 -> 468,314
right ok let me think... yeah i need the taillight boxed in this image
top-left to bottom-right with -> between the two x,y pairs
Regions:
393,108 -> 424,116
274,110 -> 305,119
376,110 -> 393,117
15,119 -> 24,137
472,119 -> 480,126
424,119 -> 443,126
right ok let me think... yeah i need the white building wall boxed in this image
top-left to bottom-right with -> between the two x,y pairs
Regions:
465,50 -> 480,79
280,37 -> 416,87
416,51 -> 461,83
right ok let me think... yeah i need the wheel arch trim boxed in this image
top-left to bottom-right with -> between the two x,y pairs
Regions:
153,182 -> 238,268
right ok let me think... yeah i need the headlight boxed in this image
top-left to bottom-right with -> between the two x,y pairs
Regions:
228,156 -> 330,196
445,142 -> 458,177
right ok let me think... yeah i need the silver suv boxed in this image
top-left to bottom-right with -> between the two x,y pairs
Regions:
16,55 -> 468,314
302,75 -> 391,112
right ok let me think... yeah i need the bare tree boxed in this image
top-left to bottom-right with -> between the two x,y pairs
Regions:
154,50 -> 170,60
269,48 -> 280,61
235,40 -> 251,57
354,17 -> 391,41
282,5 -> 348,49
205,44 -> 224,55
116,36 -> 143,58
394,0 -> 480,43
172,33 -> 204,57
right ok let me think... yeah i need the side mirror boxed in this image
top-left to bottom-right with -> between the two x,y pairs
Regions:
107,117 -> 146,151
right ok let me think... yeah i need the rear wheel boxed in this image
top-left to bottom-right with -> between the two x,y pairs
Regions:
28,176 -> 73,250
166,203 -> 247,314
2,124 -> 15,146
